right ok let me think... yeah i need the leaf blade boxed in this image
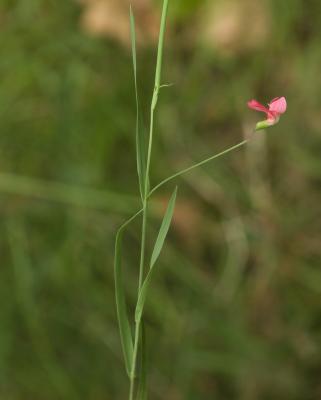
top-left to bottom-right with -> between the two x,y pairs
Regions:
154,0 -> 169,89
150,186 -> 177,268
114,225 -> 134,376
135,187 -> 177,323
130,6 -> 147,201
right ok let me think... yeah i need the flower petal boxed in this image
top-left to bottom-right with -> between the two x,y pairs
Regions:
268,96 -> 287,114
247,99 -> 270,115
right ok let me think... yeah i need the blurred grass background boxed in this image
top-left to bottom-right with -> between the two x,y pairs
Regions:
1,0 -> 321,399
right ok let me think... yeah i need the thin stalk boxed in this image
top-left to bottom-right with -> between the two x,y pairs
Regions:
138,109 -> 155,289
149,138 -> 250,197
129,322 -> 141,400
119,138 -> 251,235
129,106 -> 157,400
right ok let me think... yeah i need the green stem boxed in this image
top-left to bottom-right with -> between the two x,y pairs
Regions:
121,138 -> 251,238
129,322 -> 140,400
137,105 -> 155,288
149,139 -> 249,197
129,89 -> 158,399
120,138 -> 251,233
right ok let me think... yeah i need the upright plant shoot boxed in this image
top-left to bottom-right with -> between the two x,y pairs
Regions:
114,1 -> 287,399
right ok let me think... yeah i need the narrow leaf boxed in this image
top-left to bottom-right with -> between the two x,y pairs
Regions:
130,6 -> 147,200
150,186 -> 177,268
151,0 -> 170,111
129,6 -> 137,77
135,187 -> 177,323
154,0 -> 169,89
114,225 -> 133,376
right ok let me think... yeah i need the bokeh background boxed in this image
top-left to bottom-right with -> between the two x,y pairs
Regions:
1,0 -> 320,399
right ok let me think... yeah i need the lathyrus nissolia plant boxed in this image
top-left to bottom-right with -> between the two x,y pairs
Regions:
114,1 -> 287,399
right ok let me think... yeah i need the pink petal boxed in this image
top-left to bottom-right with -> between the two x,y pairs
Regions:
268,97 -> 287,114
247,99 -> 270,115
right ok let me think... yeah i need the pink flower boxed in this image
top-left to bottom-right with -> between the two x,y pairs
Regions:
248,97 -> 287,130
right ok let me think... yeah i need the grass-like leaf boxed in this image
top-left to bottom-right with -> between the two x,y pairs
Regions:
114,223 -> 134,376
150,186 -> 177,268
154,0 -> 169,89
130,6 -> 147,201
135,187 -> 177,323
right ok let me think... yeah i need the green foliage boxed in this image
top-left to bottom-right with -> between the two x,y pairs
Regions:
135,187 -> 177,324
130,7 -> 148,201
114,222 -> 134,377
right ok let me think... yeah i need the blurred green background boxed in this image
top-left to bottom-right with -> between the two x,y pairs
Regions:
1,0 -> 320,399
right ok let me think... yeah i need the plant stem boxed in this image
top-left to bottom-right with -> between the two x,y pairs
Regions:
149,139 -> 249,197
120,138 -> 251,242
120,138 -> 251,236
129,322 -> 141,400
129,87 -> 159,400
